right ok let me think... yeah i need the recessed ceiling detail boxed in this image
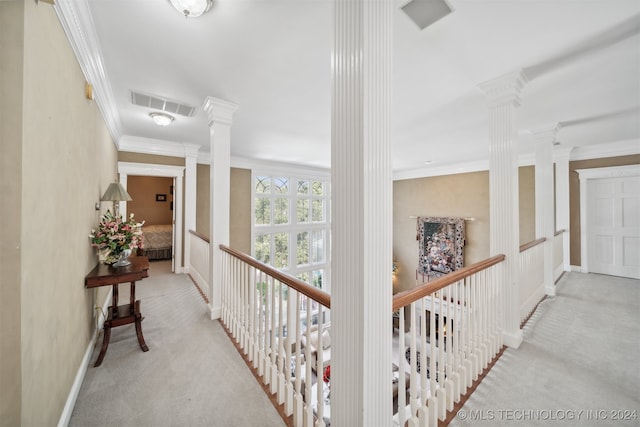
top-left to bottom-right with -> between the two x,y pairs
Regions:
131,91 -> 195,117
401,0 -> 452,30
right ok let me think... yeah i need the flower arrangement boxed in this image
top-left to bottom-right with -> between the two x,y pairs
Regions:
90,210 -> 144,264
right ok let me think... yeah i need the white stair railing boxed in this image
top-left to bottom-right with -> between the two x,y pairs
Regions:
518,238 -> 546,324
391,255 -> 506,426
220,245 -> 331,427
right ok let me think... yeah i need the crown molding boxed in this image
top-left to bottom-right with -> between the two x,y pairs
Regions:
569,139 -> 640,161
53,0 -> 122,147
119,135 -> 201,159
393,159 -> 490,181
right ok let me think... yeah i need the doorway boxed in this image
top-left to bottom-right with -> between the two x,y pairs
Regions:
578,165 -> 640,279
118,162 -> 185,273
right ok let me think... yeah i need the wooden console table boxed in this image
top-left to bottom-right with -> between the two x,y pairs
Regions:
85,256 -> 150,367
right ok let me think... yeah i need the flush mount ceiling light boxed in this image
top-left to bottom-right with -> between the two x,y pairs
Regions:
169,0 -> 213,18
149,112 -> 175,126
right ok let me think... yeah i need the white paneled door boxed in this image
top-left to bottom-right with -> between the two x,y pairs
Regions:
587,174 -> 640,279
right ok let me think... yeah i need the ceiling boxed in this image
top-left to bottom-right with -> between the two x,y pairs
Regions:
66,0 -> 640,176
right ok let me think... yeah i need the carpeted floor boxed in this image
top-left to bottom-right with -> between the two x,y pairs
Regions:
69,260 -> 285,427
449,272 -> 640,426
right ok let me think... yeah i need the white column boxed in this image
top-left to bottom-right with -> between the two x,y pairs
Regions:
203,97 -> 238,320
554,146 -> 573,272
532,125 -> 559,295
183,143 -> 200,274
332,1 -> 393,425
478,70 -> 526,349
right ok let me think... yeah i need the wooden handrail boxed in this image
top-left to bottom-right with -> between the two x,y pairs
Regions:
219,244 -> 331,309
554,229 -> 566,236
519,237 -> 546,253
392,254 -> 505,311
189,229 -> 210,243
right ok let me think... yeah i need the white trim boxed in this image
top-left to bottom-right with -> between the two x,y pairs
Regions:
118,162 -> 186,273
570,139 -> 639,161
58,290 -> 112,427
576,164 -> 640,274
119,135 -> 196,158
53,0 -> 122,148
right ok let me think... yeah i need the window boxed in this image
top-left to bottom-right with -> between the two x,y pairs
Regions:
252,173 -> 331,293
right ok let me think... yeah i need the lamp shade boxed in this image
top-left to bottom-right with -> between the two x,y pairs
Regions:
101,183 -> 132,202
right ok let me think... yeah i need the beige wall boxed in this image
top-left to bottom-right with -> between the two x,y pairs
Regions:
569,155 -> 640,266
230,168 -> 252,254
127,176 -> 174,226
519,166 -> 536,245
195,165 -> 252,254
196,163 -> 211,237
393,167 -> 536,293
0,2 -> 118,425
393,171 -> 490,293
0,1 -> 25,424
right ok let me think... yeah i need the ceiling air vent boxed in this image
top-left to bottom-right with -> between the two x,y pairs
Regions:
131,91 -> 196,117
401,0 -> 452,30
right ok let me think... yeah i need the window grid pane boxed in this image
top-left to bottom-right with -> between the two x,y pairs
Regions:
297,180 -> 309,195
312,199 -> 324,222
255,197 -> 271,225
274,232 -> 289,269
255,234 -> 270,264
274,198 -> 289,225
297,199 -> 309,223
256,176 -> 271,194
297,232 -> 309,266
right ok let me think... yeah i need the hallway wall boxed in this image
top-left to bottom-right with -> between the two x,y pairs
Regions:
0,2 -> 118,425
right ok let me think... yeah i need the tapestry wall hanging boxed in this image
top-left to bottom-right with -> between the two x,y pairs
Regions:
417,216 -> 465,281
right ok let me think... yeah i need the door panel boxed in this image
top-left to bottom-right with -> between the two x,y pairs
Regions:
587,175 -> 640,279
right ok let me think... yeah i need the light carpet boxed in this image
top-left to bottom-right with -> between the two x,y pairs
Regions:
69,260 -> 285,427
449,272 -> 640,426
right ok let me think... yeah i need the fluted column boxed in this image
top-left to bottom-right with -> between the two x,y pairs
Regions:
183,143 -> 200,274
554,146 -> 573,272
532,125 -> 559,295
478,70 -> 526,349
332,0 -> 393,425
203,97 -> 238,319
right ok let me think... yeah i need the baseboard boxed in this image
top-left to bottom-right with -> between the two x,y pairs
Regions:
57,290 -> 112,427
570,265 -> 583,272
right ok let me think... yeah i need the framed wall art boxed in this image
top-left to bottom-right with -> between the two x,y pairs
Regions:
417,216 -> 465,281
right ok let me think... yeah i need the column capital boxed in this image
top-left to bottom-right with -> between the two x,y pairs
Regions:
183,143 -> 200,158
478,69 -> 528,108
202,97 -> 239,126
530,123 -> 562,145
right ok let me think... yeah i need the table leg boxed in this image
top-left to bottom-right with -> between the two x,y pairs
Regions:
94,324 -> 111,367
112,283 -> 119,318
134,300 -> 149,352
129,281 -> 136,315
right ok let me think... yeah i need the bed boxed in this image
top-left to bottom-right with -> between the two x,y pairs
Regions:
142,224 -> 173,260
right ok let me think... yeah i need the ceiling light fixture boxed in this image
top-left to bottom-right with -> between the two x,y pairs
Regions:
168,0 -> 213,18
150,112 -> 175,126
